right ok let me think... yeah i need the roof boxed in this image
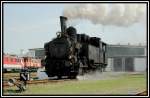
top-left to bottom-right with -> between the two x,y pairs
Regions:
107,45 -> 146,57
108,44 -> 146,48
28,48 -> 44,51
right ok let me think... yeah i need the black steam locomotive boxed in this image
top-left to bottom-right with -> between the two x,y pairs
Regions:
44,16 -> 107,79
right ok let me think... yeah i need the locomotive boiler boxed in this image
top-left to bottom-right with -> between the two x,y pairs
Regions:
44,16 -> 107,79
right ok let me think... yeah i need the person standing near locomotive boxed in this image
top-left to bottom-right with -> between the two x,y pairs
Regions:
20,66 -> 29,91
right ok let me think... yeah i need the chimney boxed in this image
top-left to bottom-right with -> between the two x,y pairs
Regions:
60,16 -> 67,33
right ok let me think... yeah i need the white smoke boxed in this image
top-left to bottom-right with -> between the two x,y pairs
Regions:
77,71 -> 128,80
77,71 -> 111,80
63,4 -> 146,26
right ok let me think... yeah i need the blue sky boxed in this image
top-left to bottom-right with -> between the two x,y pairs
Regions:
3,3 -> 146,54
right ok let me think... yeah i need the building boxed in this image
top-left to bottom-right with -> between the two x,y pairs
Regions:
26,44 -> 147,72
26,48 -> 45,59
106,44 -> 147,72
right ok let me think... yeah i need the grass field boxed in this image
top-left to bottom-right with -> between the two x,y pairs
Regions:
3,72 -> 147,95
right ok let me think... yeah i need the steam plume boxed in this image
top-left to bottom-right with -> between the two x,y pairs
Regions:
63,4 -> 146,26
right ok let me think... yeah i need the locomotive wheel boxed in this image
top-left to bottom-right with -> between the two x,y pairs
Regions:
68,75 -> 77,79
71,75 -> 77,79
68,72 -> 77,79
57,75 -> 62,79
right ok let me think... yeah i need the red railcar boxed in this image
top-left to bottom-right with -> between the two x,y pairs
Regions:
3,54 -> 24,70
3,54 -> 42,71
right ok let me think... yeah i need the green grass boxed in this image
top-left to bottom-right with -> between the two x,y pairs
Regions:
3,73 -> 146,95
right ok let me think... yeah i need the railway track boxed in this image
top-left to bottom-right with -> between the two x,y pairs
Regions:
3,72 -> 77,88
3,79 -> 77,88
4,73 -> 37,78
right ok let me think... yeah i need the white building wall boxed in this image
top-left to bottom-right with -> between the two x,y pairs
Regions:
105,58 -> 113,71
134,58 -> 146,72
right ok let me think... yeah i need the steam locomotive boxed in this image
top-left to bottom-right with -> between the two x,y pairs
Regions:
44,16 -> 107,79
